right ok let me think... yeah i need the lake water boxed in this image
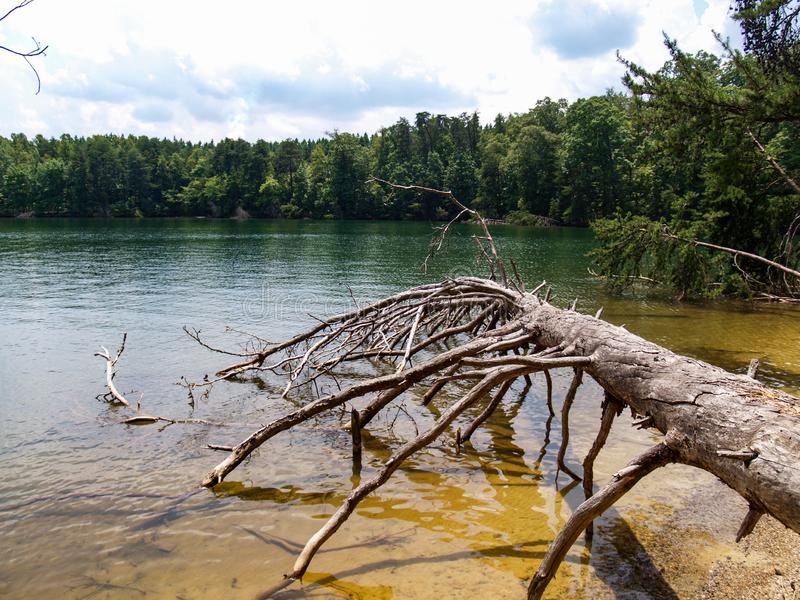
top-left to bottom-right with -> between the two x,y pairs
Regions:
1,219 -> 798,599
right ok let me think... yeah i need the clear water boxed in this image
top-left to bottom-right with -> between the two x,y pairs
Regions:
0,219 -> 797,599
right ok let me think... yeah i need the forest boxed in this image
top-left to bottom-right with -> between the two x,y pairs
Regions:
0,98 -> 624,225
1,0 -> 798,299
4,86 -> 795,230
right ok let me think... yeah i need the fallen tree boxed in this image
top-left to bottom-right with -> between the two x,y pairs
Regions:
186,184 -> 800,599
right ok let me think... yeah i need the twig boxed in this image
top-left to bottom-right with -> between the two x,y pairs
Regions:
0,1 -> 48,94
368,177 -> 509,286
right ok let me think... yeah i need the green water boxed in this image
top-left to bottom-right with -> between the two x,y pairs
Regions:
0,218 -> 798,599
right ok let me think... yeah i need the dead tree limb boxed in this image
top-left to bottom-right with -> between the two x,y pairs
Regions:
284,368 -> 523,586
582,391 -> 625,537
0,0 -> 48,94
736,505 -> 764,542
543,369 -> 554,416
661,228 -> 800,281
556,368 -> 583,482
368,177 -> 509,286
528,441 -> 678,599
458,379 -> 515,444
94,333 -> 130,406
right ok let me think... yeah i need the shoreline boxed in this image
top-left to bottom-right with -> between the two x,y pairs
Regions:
585,475 -> 800,600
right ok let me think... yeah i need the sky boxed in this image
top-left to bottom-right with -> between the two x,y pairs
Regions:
0,0 -> 742,142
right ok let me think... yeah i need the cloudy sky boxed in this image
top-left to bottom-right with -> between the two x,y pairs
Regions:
0,0 -> 741,142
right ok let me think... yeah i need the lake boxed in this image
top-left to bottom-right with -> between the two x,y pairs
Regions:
1,218 -> 798,599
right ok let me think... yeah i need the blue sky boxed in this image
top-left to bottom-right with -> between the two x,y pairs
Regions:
0,0 -> 741,141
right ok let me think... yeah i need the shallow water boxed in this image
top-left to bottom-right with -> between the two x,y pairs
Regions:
0,218 -> 797,599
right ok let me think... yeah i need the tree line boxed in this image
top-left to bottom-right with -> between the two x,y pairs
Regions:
0,98 -> 603,224
2,81 -> 793,228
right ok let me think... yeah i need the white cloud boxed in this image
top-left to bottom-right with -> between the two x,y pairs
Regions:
0,0 -> 741,141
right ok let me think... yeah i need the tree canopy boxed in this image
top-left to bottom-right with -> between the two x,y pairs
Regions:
592,0 -> 800,299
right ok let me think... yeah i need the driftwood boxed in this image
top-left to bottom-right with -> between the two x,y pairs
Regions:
183,183 -> 799,598
94,333 -> 130,406
122,411 -> 222,427
94,334 -> 226,428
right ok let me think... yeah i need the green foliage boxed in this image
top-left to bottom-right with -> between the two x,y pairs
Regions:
0,102 -> 650,224
592,215 -> 717,299
561,94 -> 632,225
595,1 -> 800,298
734,0 -> 800,75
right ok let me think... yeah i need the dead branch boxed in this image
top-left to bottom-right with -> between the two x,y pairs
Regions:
368,177 -> 509,286
582,391 -> 625,537
458,379 -> 514,444
201,313 -> 524,487
528,441 -> 678,599
207,444 -> 234,452
543,369 -> 554,416
736,505 -> 764,542
94,333 -> 130,406
123,415 -> 223,427
121,398 -> 225,428
182,326 -> 260,357
555,368 -> 583,482
281,367 -> 526,588
0,0 -> 47,94
661,228 -> 800,281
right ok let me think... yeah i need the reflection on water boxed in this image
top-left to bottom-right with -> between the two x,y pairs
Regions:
0,219 -> 798,599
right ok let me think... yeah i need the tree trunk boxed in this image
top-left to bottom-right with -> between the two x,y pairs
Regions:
521,297 -> 800,532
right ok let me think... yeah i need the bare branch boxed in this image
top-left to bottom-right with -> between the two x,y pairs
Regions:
94,333 -> 129,406
263,366 -> 527,596
556,368 -> 583,482
661,228 -> 800,281
0,0 -> 35,23
0,1 -> 48,94
368,177 -> 509,286
528,442 -> 677,599
582,391 -> 625,536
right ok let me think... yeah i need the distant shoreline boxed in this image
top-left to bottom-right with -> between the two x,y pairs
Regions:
1,214 -> 570,227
